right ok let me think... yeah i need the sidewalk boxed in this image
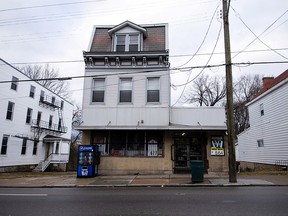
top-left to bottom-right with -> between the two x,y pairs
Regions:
0,172 -> 287,188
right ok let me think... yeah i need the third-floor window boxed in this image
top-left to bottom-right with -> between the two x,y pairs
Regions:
29,85 -> 35,98
115,34 -> 139,52
11,76 -> 19,91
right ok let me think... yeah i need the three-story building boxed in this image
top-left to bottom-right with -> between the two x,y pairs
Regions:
0,59 -> 73,172
78,21 -> 228,175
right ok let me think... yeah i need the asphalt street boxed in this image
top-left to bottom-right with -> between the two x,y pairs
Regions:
0,187 -> 288,216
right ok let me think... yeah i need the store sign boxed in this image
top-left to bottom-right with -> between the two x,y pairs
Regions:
211,136 -> 224,156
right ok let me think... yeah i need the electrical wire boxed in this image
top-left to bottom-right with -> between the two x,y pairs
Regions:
174,3 -> 220,68
171,20 -> 223,106
0,47 -> 286,67
1,60 -> 287,84
0,0 -> 104,13
231,6 -> 288,61
231,7 -> 288,60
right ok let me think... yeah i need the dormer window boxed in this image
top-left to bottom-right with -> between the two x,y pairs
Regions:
115,34 -> 140,52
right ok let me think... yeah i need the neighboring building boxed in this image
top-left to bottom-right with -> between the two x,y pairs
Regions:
77,21 -> 228,175
0,58 -> 73,172
237,70 -> 288,171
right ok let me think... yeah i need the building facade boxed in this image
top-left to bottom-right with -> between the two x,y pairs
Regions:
237,70 -> 288,171
0,59 -> 73,172
78,21 -> 228,175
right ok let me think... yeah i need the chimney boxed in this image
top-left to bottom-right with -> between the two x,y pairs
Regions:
262,77 -> 274,89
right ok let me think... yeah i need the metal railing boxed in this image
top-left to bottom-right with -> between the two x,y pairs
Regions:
275,160 -> 288,171
31,119 -> 67,133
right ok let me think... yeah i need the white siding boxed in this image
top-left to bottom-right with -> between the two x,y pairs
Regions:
238,81 -> 288,165
82,68 -> 170,127
0,59 -> 73,167
170,107 -> 226,128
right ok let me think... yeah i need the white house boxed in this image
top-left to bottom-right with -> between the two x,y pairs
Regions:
237,70 -> 288,171
0,58 -> 73,172
77,21 -> 228,175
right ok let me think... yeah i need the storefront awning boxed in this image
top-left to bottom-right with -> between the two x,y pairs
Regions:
76,124 -> 226,131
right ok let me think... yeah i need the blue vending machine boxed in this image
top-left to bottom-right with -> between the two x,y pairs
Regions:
77,145 -> 100,177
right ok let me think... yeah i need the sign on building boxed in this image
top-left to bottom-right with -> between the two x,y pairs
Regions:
211,136 -> 224,156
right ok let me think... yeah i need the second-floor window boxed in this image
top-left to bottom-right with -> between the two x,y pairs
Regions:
11,76 -> 19,91
6,101 -> 15,120
92,78 -> 105,103
26,108 -> 33,124
115,34 -> 139,52
147,77 -> 160,103
119,78 -> 132,103
29,85 -> 35,98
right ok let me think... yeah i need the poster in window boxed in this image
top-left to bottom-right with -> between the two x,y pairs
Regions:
211,136 -> 224,156
148,138 -> 158,156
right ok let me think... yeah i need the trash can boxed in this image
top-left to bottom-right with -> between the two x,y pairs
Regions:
190,160 -> 204,183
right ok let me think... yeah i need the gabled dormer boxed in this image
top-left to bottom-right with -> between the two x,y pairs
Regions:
108,21 -> 147,52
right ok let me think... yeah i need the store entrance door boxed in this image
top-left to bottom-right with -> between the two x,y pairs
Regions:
172,135 -> 203,174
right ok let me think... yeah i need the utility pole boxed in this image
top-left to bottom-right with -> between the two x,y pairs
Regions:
222,0 -> 237,183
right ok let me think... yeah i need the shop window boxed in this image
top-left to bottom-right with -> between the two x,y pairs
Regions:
93,130 -> 163,157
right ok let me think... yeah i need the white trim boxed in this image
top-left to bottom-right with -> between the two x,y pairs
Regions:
87,26 -> 97,51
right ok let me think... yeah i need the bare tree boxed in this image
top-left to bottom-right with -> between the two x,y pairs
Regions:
233,74 -> 263,135
181,73 -> 226,106
68,105 -> 82,171
18,64 -> 71,99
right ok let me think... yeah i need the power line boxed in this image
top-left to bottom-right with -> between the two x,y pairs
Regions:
1,60 -> 287,84
172,21 -> 223,89
4,48 -> 287,66
175,3 -> 220,68
0,0 -> 104,13
231,6 -> 288,61
231,7 -> 288,60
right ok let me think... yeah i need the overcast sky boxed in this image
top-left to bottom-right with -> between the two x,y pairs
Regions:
0,0 -> 287,106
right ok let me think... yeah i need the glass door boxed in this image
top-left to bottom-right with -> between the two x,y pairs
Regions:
172,135 -> 203,173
